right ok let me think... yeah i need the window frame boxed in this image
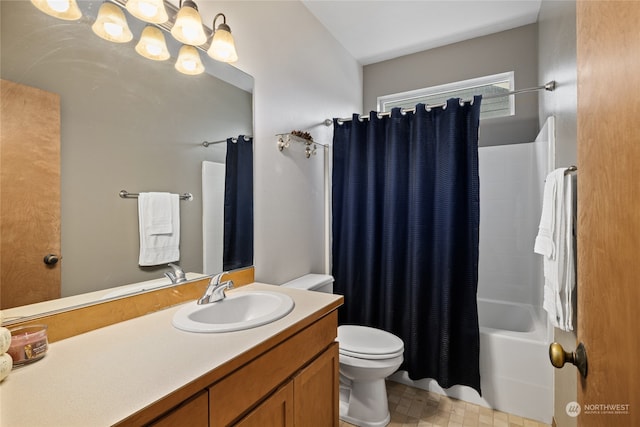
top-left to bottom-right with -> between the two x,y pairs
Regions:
377,71 -> 515,119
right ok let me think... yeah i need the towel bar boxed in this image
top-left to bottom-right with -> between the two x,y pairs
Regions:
119,190 -> 193,201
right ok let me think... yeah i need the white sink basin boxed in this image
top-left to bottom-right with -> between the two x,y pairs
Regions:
172,291 -> 295,333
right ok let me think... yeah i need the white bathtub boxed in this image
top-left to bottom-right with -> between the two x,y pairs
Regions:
390,298 -> 553,424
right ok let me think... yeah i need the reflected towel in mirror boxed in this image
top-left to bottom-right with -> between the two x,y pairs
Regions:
138,192 -> 180,266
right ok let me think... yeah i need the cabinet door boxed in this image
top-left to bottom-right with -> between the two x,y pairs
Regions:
234,382 -> 294,427
150,391 -> 209,427
293,343 -> 339,427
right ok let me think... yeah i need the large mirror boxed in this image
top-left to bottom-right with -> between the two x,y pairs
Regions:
0,1 -> 253,314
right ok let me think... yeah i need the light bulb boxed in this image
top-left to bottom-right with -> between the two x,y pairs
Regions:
104,22 -> 123,38
47,0 -> 69,12
126,0 -> 168,24
146,44 -> 162,56
31,0 -> 82,20
171,1 -> 207,46
175,45 -> 204,75
207,14 -> 238,63
135,26 -> 170,61
137,2 -> 157,17
91,2 -> 133,43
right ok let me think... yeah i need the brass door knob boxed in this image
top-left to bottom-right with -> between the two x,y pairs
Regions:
549,342 -> 588,378
43,254 -> 59,266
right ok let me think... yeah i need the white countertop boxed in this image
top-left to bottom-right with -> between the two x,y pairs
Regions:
0,283 -> 342,427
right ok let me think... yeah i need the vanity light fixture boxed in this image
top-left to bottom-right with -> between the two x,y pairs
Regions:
207,13 -> 238,63
126,0 -> 168,24
30,0 -> 82,20
32,0 -> 241,76
92,2 -> 133,43
171,0 -> 207,46
135,26 -> 170,61
175,45 -> 205,75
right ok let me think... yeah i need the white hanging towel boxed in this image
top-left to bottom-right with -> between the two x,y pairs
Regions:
138,192 -> 180,266
534,168 -> 576,331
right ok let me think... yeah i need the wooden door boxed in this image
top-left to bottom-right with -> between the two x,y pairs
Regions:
576,2 -> 640,426
1,79 -> 61,309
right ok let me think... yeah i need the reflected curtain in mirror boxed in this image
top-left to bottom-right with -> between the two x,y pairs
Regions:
223,136 -> 253,270
331,98 -> 483,393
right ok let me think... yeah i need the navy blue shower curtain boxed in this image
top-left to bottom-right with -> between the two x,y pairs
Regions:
223,136 -> 253,271
332,97 -> 482,393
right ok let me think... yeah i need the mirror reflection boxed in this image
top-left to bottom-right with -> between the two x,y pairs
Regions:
0,1 -> 254,311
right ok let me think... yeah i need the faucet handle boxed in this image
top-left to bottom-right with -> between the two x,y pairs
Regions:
212,280 -> 234,301
211,271 -> 229,283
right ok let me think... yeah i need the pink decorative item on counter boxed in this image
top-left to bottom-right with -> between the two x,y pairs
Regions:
7,325 -> 48,366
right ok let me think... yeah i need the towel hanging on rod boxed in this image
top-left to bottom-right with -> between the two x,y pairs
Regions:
119,190 -> 193,201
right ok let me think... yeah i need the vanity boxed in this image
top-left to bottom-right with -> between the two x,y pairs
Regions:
0,283 -> 343,426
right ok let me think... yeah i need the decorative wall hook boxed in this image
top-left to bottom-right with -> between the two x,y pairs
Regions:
276,130 -> 326,158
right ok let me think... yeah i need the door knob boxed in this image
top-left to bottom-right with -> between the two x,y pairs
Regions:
43,254 -> 59,266
549,342 -> 588,378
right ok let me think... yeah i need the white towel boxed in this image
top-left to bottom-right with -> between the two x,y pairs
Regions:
138,192 -> 180,266
534,169 -> 563,258
563,174 -> 576,331
535,168 -> 576,331
143,192 -> 173,235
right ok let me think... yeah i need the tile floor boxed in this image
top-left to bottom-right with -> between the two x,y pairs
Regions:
339,381 -> 551,427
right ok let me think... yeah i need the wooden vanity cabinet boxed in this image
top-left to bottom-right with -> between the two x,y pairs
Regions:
147,311 -> 339,427
150,391 -> 209,427
233,343 -> 339,427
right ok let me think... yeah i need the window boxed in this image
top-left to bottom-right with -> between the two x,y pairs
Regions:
377,71 -> 514,120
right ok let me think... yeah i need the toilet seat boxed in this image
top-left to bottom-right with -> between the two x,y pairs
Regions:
338,325 -> 404,360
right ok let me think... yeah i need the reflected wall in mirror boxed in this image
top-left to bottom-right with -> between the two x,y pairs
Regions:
0,1 -> 254,310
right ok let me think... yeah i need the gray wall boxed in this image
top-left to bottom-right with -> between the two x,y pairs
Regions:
1,1 -> 252,297
211,1 -> 363,285
363,24 -> 539,146
537,2 -> 578,427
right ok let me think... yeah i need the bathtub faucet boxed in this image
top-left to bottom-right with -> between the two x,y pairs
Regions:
198,271 -> 234,305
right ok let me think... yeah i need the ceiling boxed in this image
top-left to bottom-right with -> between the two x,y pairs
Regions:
301,0 -> 542,65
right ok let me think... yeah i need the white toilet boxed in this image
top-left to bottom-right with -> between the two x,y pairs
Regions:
282,274 -> 404,427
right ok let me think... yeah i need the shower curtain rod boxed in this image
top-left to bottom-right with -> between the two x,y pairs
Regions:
333,80 -> 557,124
202,135 -> 253,147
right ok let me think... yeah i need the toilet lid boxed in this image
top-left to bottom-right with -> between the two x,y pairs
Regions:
337,325 -> 404,359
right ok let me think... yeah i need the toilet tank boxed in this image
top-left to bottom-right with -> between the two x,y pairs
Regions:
281,274 -> 334,293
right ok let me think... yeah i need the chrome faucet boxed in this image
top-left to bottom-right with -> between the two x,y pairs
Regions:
164,263 -> 187,284
198,271 -> 234,305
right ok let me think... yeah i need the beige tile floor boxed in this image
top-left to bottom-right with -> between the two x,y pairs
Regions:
340,381 -> 551,427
